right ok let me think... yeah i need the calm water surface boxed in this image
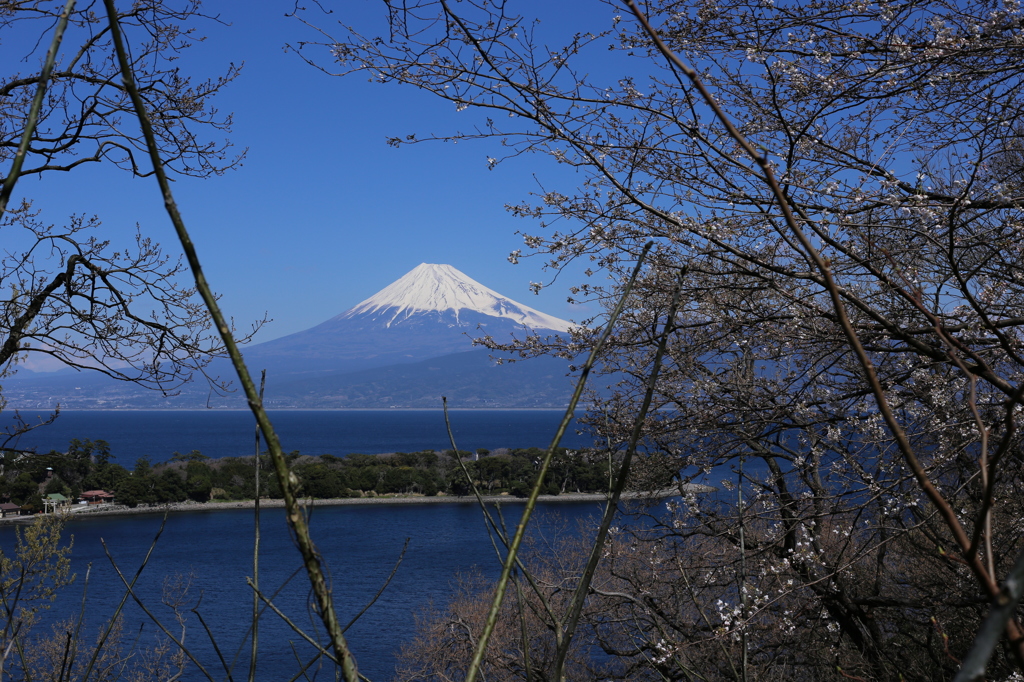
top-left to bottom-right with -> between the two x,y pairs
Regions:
2,501 -> 605,681
2,409 -> 593,461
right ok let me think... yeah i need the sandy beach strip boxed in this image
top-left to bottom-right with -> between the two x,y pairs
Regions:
0,493 -> 606,524
0,488 -> 699,525
2,481 -> 712,522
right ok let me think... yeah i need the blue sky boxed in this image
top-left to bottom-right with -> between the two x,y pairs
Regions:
15,1 -> 615,353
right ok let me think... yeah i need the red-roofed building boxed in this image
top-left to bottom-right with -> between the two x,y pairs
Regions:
79,490 -> 115,505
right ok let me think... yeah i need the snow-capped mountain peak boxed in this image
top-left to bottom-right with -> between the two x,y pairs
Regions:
336,263 -> 570,332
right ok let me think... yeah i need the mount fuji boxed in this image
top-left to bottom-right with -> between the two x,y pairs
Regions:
339,263 -> 568,331
239,263 -> 571,379
4,264 -> 579,408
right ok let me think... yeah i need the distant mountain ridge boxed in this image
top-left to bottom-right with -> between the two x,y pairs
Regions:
4,263 -> 579,408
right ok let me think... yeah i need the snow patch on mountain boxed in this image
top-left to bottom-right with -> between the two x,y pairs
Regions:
336,263 -> 571,332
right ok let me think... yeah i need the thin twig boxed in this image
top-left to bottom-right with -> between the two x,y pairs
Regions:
82,516 -> 169,681
230,564 -> 308,671
190,604 -> 235,682
65,564 -> 90,682
284,650 -> 327,682
101,539 -> 217,681
249,370 -> 266,682
341,538 -> 409,633
244,578 -> 341,667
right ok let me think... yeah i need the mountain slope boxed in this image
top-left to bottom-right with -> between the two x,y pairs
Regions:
264,349 -> 574,408
239,263 -> 571,378
338,263 -> 569,331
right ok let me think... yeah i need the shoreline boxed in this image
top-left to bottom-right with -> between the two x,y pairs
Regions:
1,488 -> 696,525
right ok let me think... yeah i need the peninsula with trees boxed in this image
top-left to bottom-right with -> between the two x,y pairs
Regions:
1,440 -> 658,513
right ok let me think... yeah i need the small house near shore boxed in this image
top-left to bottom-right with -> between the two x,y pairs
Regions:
0,502 -> 21,518
80,490 -> 115,505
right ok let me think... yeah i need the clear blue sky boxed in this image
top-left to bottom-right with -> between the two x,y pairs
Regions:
17,1 -> 614,348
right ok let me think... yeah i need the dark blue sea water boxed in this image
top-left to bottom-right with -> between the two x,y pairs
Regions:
2,500 -> 605,681
0,410 -> 605,680
1,409 -> 593,462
